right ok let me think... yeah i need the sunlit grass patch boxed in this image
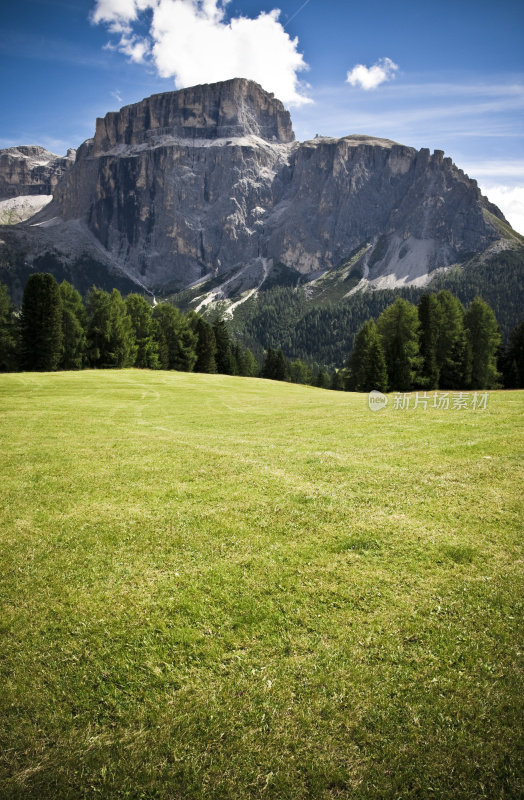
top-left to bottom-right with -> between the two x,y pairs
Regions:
0,371 -> 522,799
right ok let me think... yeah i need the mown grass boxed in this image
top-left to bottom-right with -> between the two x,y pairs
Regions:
0,370 -> 523,799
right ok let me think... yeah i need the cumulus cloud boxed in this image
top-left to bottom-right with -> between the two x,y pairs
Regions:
346,57 -> 398,91
480,184 -> 524,235
91,0 -> 311,106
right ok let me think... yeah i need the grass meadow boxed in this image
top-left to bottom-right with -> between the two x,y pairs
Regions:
0,370 -> 523,799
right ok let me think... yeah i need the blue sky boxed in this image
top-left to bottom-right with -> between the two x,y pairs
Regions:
2,0 -> 524,231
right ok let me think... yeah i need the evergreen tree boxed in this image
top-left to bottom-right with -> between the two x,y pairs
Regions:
86,287 -> 111,366
464,296 -> 501,389
435,290 -> 471,388
231,343 -> 258,377
263,348 -> 289,381
502,320 -> 524,388
86,287 -> 136,368
289,358 -> 313,384
377,299 -> 420,391
59,281 -> 87,370
188,312 -> 217,373
348,319 -> 388,392
153,304 -> 197,371
418,293 -> 441,389
0,283 -> 18,372
274,349 -> 289,381
213,317 -> 235,375
331,370 -> 345,391
262,347 -> 278,379
107,290 -> 136,367
20,273 -> 63,371
125,294 -> 159,369
314,369 -> 331,389
240,347 -> 258,377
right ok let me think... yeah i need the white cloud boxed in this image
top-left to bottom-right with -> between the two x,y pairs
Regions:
479,184 -> 524,235
346,57 -> 398,91
91,0 -> 311,106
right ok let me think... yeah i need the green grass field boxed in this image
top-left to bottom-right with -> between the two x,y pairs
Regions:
1,370 -> 523,799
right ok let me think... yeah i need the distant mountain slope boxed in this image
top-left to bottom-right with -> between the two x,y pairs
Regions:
1,78 -> 522,348
2,79 -> 518,296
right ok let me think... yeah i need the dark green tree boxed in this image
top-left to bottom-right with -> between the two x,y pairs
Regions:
153,304 -> 197,371
86,287 -> 136,368
242,347 -> 259,377
59,281 -> 87,370
188,312 -> 217,373
262,347 -> 288,381
86,287 -> 111,366
348,319 -> 388,392
274,349 -> 289,381
435,290 -> 471,389
418,293 -> 442,389
464,296 -> 501,389
20,273 -> 63,371
377,299 -> 420,391
0,283 -> 18,372
261,347 -> 277,379
231,343 -> 258,377
213,317 -> 235,375
501,320 -> 524,388
125,294 -> 159,369
289,358 -> 313,385
331,370 -> 345,391
314,369 -> 331,389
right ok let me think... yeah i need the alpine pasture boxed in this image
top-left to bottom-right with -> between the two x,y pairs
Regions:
1,370 -> 522,799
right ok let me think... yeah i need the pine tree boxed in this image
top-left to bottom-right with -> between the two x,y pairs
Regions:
435,290 -> 471,389
349,319 -> 388,392
418,293 -> 441,389
289,358 -> 312,384
153,304 -> 197,371
262,347 -> 277,379
331,370 -> 345,391
464,296 -> 501,389
503,321 -> 524,388
0,283 -> 18,372
59,281 -> 87,370
108,290 -> 136,367
125,294 -> 159,369
274,349 -> 289,381
188,313 -> 217,373
314,369 -> 331,389
213,317 -> 235,375
377,299 -> 420,391
86,287 -> 111,366
20,273 -> 63,371
240,347 -> 258,377
86,287 -> 136,368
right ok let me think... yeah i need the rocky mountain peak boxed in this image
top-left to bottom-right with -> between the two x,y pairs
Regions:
0,146 -> 76,198
92,78 -> 295,155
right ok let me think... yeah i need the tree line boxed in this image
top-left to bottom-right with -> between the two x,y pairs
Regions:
0,274 -> 258,377
261,292 -> 523,391
234,248 -> 524,368
1,274 -> 523,390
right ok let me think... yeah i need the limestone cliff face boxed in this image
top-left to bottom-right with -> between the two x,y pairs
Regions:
49,79 -> 506,292
0,146 -> 75,198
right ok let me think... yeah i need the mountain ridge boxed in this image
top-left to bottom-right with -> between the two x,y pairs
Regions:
0,78 -> 522,313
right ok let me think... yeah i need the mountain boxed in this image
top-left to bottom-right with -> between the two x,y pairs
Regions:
1,79 -> 523,331
0,146 -> 76,225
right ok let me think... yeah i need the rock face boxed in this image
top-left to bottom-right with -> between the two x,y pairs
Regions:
24,79 -> 510,293
0,146 -> 76,198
